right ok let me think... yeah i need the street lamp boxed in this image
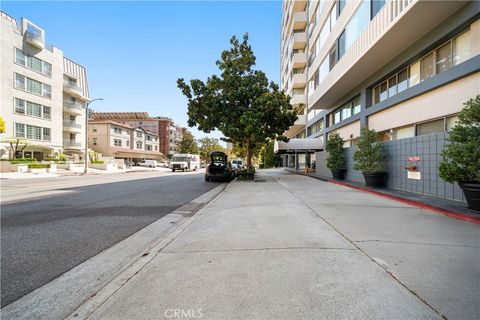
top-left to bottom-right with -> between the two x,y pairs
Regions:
84,98 -> 103,174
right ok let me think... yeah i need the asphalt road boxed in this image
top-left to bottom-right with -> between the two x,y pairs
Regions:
1,170 -> 220,307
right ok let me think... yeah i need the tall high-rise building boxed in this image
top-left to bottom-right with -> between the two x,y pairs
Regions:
0,12 -> 89,161
279,1 -> 479,202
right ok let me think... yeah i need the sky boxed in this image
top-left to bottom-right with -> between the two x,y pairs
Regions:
1,0 -> 282,144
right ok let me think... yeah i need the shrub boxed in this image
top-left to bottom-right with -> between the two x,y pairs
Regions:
11,158 -> 37,164
91,160 -> 105,164
236,167 -> 256,180
326,132 -> 346,171
353,127 -> 385,173
28,163 -> 50,169
439,95 -> 480,183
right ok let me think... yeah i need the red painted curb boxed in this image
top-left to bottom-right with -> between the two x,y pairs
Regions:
329,180 -> 480,225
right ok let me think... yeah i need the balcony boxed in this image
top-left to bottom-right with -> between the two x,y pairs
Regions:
293,12 -> 307,30
284,114 -> 307,138
24,30 -> 44,49
291,94 -> 306,106
309,0 -> 469,109
63,81 -> 87,100
63,120 -> 82,133
292,73 -> 307,88
292,53 -> 306,68
63,100 -> 84,115
64,139 -> 82,149
292,31 -> 307,49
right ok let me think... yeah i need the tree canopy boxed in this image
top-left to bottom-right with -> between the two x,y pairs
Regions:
198,137 -> 224,162
0,117 -> 5,134
178,131 -> 199,154
177,34 -> 297,168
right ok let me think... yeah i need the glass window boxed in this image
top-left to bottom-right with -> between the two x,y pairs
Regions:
397,68 -> 409,93
373,86 -> 380,104
43,106 -> 51,119
136,141 -> 143,149
15,48 -> 25,65
344,0 -> 370,51
330,3 -> 337,29
43,128 -> 51,141
15,73 -> 25,89
447,116 -> 459,131
409,61 -> 420,86
26,101 -> 41,118
334,111 -> 341,124
337,0 -> 346,17
27,125 -> 41,140
26,78 -> 42,95
388,76 -> 397,97
319,16 -> 330,48
27,56 -> 42,73
417,119 -> 445,136
126,140 -> 130,147
379,81 -> 388,101
353,98 -> 361,114
43,62 -> 52,76
338,31 -> 346,60
341,105 -> 352,120
42,84 -> 51,98
15,98 -> 25,114
319,55 -> 329,83
371,0 -> 386,19
420,52 -> 434,81
395,125 -> 415,140
453,30 -> 470,66
436,42 -> 452,74
15,123 -> 25,138
329,45 -> 337,71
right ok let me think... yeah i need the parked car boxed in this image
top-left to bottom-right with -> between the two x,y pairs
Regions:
158,161 -> 169,168
205,151 -> 234,182
231,159 -> 244,170
138,160 -> 157,168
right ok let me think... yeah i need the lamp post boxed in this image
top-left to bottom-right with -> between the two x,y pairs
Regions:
84,98 -> 103,174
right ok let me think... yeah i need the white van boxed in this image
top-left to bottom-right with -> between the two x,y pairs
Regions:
169,154 -> 201,172
138,160 -> 157,168
232,159 -> 244,170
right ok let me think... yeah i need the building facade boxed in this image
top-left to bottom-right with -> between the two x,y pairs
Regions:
280,0 -> 480,202
0,12 -> 89,160
88,120 -> 162,163
91,113 -> 186,157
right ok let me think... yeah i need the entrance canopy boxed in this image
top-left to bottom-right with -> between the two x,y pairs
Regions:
274,138 -> 324,154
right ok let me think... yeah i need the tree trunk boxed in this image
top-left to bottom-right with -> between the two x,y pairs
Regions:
246,141 -> 252,170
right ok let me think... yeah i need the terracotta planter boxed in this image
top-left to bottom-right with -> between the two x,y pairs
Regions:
331,169 -> 346,180
362,172 -> 385,187
458,181 -> 480,212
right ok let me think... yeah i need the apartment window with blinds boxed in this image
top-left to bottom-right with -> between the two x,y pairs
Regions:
371,27 -> 473,106
16,123 -> 50,141
14,98 -> 51,119
15,123 -> 25,138
15,48 -> 52,76
43,128 -> 51,141
14,73 -> 51,98
416,119 -> 445,136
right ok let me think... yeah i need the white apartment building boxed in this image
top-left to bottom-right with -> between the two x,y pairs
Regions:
278,1 -> 479,202
0,12 -> 89,160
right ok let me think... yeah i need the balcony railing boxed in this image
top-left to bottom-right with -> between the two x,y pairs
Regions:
63,100 -> 83,110
64,139 -> 82,147
63,81 -> 82,92
25,30 -> 44,49
63,120 -> 82,129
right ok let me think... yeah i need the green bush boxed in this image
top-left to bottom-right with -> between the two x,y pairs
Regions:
28,163 -> 51,169
439,96 -> 480,183
11,158 -> 37,164
353,127 -> 385,173
236,167 -> 256,180
91,160 -> 105,164
326,132 -> 346,171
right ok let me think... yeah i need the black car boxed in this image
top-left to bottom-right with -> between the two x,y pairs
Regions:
205,151 -> 234,182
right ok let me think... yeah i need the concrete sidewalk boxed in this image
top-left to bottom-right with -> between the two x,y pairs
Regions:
72,169 -> 479,320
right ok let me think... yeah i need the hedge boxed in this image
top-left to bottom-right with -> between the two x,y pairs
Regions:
28,163 -> 51,169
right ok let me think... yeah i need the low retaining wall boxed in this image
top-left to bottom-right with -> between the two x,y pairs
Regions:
315,132 -> 466,203
89,163 -> 118,171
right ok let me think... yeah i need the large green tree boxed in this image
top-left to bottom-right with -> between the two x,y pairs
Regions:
178,131 -> 199,154
177,34 -> 297,169
198,137 -> 224,162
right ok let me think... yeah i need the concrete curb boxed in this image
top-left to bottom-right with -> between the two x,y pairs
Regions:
1,183 -> 227,320
285,169 -> 480,225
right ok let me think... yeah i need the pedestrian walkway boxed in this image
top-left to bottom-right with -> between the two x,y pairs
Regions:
76,169 -> 479,320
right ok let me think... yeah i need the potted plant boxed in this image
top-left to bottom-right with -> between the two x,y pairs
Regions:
326,132 -> 346,180
353,127 -> 386,187
439,96 -> 480,212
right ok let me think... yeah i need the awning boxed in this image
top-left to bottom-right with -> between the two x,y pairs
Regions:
274,138 -> 324,154
110,147 -> 164,160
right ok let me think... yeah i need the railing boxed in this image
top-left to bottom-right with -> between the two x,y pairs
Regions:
63,120 -> 82,128
63,100 -> 84,110
25,30 -> 42,41
64,139 -> 82,147
63,81 -> 82,92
